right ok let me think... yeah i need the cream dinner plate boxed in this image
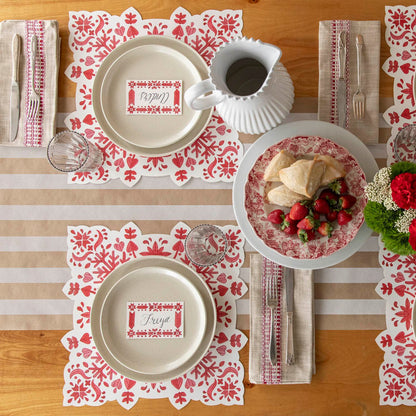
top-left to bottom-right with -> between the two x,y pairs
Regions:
233,120 -> 379,270
91,256 -> 216,382
93,35 -> 213,156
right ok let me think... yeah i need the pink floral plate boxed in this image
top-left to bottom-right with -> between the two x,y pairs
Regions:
245,135 -> 367,259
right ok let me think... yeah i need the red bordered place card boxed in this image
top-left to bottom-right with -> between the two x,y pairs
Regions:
126,301 -> 184,339
126,80 -> 182,115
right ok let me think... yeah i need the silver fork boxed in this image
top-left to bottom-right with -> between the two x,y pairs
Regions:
27,35 -> 40,120
267,272 -> 278,366
352,34 -> 365,119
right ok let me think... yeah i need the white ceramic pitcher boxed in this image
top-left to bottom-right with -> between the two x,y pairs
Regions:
184,37 -> 294,135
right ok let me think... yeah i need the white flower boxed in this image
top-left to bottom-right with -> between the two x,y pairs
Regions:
365,167 -> 391,202
395,209 -> 416,233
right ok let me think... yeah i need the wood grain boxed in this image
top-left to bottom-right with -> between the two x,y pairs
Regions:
0,0 -> 412,414
0,330 -> 414,415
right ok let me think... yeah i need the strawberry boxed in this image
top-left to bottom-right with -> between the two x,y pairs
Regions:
319,189 -> 338,208
283,213 -> 297,225
318,221 -> 333,237
297,215 -> 319,230
338,195 -> 357,210
282,222 -> 298,235
329,178 -> 348,195
281,214 -> 298,234
312,211 -> 320,220
289,201 -> 309,221
313,198 -> 330,215
267,209 -> 285,224
337,210 -> 353,225
326,209 -> 338,222
297,228 -> 316,243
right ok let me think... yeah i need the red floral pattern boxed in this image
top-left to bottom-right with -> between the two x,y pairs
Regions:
244,136 -> 367,259
65,8 -> 243,186
62,222 -> 247,409
384,6 -> 416,164
376,241 -> 416,405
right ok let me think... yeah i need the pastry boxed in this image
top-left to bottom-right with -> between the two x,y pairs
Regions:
263,150 -> 296,182
267,184 -> 311,207
279,158 -> 326,198
314,154 -> 346,186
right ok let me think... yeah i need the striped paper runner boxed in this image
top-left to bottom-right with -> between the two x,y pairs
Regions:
0,96 -> 390,331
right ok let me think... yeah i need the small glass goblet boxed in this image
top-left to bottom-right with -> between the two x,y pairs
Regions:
393,124 -> 416,163
47,130 -> 104,173
185,224 -> 228,267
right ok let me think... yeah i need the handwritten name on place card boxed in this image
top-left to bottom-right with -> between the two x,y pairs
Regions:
126,301 -> 184,339
126,80 -> 182,115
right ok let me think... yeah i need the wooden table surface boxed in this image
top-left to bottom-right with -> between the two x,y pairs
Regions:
0,0 -> 414,415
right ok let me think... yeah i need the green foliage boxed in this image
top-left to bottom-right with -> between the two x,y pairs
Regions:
363,201 -> 401,234
382,229 -> 416,256
364,199 -> 416,255
390,161 -> 416,178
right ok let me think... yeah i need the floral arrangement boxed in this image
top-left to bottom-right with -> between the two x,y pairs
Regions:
364,161 -> 416,255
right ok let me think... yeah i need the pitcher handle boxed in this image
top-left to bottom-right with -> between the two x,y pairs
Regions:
185,79 -> 225,111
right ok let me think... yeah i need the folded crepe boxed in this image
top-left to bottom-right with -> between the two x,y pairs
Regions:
314,154 -> 346,186
264,150 -> 296,182
279,159 -> 326,198
267,184 -> 311,207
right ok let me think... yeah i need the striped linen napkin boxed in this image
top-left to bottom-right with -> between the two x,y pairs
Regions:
318,20 -> 380,144
249,254 -> 314,384
0,20 -> 59,146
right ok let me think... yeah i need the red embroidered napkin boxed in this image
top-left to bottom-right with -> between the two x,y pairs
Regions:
318,20 -> 380,144
0,20 -> 59,146
249,254 -> 314,384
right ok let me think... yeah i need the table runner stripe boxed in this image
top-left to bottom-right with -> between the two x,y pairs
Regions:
0,97 -> 387,331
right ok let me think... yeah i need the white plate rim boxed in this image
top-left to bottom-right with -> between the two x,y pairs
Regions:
232,120 -> 379,270
90,256 -> 216,382
93,35 -> 213,156
99,265 -> 207,374
99,44 -> 202,149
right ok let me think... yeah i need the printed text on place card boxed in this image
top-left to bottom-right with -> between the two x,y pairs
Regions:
126,301 -> 184,339
126,80 -> 182,115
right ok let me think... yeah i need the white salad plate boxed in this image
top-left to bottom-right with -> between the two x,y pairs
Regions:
93,35 -> 213,156
91,256 -> 216,382
233,120 -> 379,270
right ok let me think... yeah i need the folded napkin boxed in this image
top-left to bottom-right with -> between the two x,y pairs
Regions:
318,20 -> 380,144
0,20 -> 59,146
249,254 -> 314,384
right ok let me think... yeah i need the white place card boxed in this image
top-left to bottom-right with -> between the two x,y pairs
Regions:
126,301 -> 184,339
126,80 -> 182,115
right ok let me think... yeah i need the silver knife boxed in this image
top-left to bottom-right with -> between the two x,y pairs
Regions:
285,267 -> 295,365
10,34 -> 21,142
337,31 -> 347,128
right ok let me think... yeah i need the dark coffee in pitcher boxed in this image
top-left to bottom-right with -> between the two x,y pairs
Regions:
225,57 -> 268,96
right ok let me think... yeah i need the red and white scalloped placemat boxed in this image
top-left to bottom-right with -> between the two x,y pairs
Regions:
376,242 -> 416,406
62,222 -> 247,409
65,7 -> 243,187
377,7 -> 416,405
383,5 -> 416,165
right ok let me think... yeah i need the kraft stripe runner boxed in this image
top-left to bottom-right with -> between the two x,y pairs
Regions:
0,101 -> 387,331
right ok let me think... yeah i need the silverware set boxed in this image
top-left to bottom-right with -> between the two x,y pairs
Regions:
337,31 -> 366,125
9,34 -> 39,142
267,267 -> 295,366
